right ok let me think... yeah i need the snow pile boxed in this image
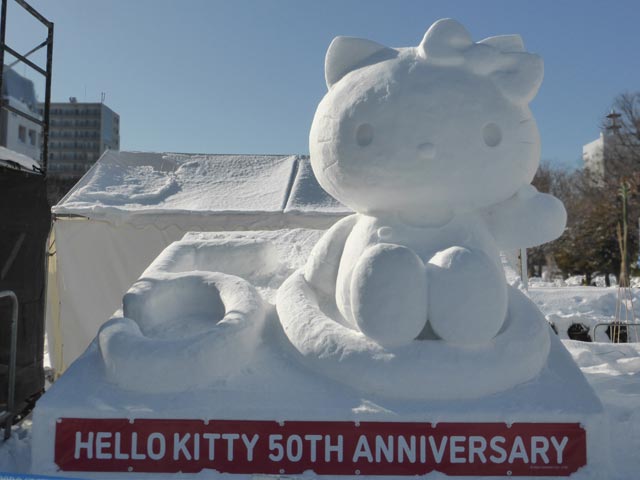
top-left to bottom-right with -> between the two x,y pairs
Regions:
149,229 -> 324,303
0,422 -> 31,474
565,340 -> 640,480
530,286 -> 640,341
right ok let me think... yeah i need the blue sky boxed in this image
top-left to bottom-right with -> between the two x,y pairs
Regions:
4,0 -> 639,168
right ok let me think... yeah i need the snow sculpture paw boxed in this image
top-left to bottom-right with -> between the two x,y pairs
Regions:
428,247 -> 508,344
99,271 -> 266,393
351,243 -> 427,348
276,18 -> 566,399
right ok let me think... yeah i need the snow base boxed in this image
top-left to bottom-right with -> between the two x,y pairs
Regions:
31,230 -> 609,478
31,329 -> 608,479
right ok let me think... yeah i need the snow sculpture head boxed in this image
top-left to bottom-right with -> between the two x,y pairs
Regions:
310,18 -> 543,216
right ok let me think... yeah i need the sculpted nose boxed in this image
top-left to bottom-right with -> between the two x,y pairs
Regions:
417,142 -> 436,160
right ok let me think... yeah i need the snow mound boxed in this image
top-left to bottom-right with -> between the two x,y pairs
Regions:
564,340 -> 640,480
530,286 -> 640,341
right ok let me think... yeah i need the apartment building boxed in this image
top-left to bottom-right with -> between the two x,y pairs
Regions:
40,99 -> 119,178
582,110 -> 634,183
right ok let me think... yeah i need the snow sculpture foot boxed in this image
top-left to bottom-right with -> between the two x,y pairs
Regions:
428,247 -> 508,344
99,271 -> 266,393
351,243 -> 427,348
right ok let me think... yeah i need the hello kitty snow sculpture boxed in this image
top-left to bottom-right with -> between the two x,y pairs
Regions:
277,19 -> 566,400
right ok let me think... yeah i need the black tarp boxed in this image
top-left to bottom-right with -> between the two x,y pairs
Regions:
0,165 -> 50,413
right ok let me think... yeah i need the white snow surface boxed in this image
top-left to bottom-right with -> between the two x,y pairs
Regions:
99,270 -> 268,393
54,151 -> 351,221
0,145 -> 40,172
529,286 -> 640,342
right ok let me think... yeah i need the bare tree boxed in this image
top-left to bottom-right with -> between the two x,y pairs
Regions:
530,162 -> 623,285
601,93 -> 640,285
607,92 -> 640,167
531,94 -> 640,284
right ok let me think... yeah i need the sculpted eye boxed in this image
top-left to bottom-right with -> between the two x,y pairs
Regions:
356,123 -> 374,147
483,123 -> 502,147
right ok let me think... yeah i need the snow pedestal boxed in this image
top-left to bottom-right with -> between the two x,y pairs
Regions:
31,230 -> 608,479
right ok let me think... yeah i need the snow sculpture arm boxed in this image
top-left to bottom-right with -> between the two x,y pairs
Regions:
483,185 -> 567,249
304,214 -> 358,297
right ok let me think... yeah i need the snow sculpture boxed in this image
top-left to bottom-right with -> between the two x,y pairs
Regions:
277,19 -> 566,399
32,22 -> 606,478
99,271 -> 266,393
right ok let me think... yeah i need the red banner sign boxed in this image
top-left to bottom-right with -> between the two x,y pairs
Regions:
55,418 -> 586,476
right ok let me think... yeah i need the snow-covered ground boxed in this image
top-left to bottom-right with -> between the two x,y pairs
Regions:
2,283 -> 639,478
529,285 -> 640,478
566,340 -> 640,479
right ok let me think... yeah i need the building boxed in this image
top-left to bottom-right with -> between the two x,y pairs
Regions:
40,99 -> 120,178
582,133 -> 608,181
0,65 -> 42,163
582,111 -> 632,183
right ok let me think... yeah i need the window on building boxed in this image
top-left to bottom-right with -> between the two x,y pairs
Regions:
28,129 -> 36,146
18,125 -> 26,143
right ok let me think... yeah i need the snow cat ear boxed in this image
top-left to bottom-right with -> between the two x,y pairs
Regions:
324,36 -> 392,89
472,34 -> 541,103
490,52 -> 544,104
478,35 -> 525,53
418,18 -> 473,65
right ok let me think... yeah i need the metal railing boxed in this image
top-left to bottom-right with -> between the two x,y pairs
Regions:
0,289 -> 18,441
593,322 -> 640,344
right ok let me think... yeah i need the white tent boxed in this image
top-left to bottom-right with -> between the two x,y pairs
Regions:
47,151 -> 350,373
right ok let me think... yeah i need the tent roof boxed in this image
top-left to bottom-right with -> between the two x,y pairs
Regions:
53,151 -> 350,223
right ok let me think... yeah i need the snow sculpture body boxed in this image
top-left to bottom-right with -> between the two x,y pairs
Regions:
277,19 -> 566,398
306,18 -> 565,347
